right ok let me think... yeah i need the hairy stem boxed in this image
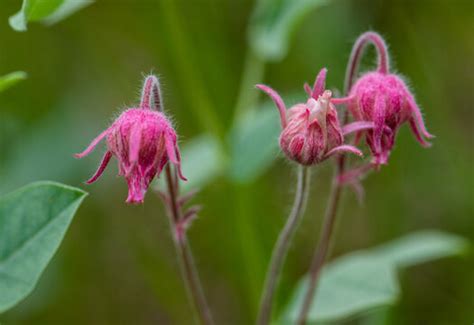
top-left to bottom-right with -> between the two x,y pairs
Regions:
165,166 -> 214,325
257,166 -> 311,325
296,32 -> 385,324
296,173 -> 343,325
344,31 -> 389,93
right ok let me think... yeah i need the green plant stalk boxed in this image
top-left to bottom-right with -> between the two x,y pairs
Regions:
165,165 -> 214,325
257,166 -> 311,325
296,33 -> 379,325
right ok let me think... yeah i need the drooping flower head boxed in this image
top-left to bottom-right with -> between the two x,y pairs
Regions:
75,75 -> 186,204
338,32 -> 434,167
257,68 -> 363,166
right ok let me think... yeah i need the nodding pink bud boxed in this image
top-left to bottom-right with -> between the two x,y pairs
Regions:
347,71 -> 434,166
75,75 -> 186,204
257,68 -> 363,166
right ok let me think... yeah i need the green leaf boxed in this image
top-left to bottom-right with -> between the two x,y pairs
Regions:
229,107 -> 280,183
282,230 -> 469,323
248,0 -> 329,61
9,0 -> 93,32
0,72 -> 27,93
0,181 -> 87,313
373,230 -> 469,268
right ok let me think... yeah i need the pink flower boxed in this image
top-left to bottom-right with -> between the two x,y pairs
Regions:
257,68 -> 363,166
75,75 -> 186,204
337,32 -> 434,167
347,72 -> 434,166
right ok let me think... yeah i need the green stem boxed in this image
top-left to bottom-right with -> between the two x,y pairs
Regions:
257,166 -> 311,325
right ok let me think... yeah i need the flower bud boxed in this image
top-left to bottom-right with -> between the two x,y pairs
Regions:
348,71 -> 434,166
257,68 -> 363,166
75,76 -> 185,204
280,91 -> 345,165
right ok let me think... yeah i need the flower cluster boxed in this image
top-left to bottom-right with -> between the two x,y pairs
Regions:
75,75 -> 185,204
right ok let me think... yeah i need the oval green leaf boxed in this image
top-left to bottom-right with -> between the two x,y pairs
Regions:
281,230 -> 469,323
0,181 -> 87,313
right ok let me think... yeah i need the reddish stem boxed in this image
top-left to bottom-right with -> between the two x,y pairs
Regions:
164,165 -> 214,325
344,31 -> 390,93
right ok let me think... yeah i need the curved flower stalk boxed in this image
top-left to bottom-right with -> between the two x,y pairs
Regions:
75,76 -> 185,204
335,32 -> 434,177
76,75 -> 213,325
255,68 -> 367,325
296,32 -> 434,325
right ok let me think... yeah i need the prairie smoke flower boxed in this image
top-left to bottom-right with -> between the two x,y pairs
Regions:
75,75 -> 186,204
257,68 -> 363,166
338,32 -> 434,167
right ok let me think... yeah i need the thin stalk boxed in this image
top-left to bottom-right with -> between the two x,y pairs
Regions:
344,32 -> 390,93
165,165 -> 214,325
296,172 -> 343,325
296,32 -> 388,324
257,166 -> 311,325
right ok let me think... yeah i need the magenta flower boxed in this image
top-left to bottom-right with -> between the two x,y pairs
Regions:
75,75 -> 186,204
337,32 -> 434,166
257,68 -> 363,166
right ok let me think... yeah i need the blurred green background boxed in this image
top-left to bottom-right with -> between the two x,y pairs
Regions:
0,0 -> 473,324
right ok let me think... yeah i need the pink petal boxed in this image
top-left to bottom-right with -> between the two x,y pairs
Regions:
164,131 -> 178,164
289,135 -> 305,156
256,84 -> 287,128
75,128 -> 111,158
373,93 -> 387,153
164,130 -> 187,181
325,145 -> 363,159
312,68 -> 327,99
304,83 -> 312,97
406,92 -> 435,141
174,144 -> 187,181
342,121 -> 375,136
85,151 -> 113,184
331,95 -> 355,105
128,123 -> 142,165
409,118 -> 432,148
